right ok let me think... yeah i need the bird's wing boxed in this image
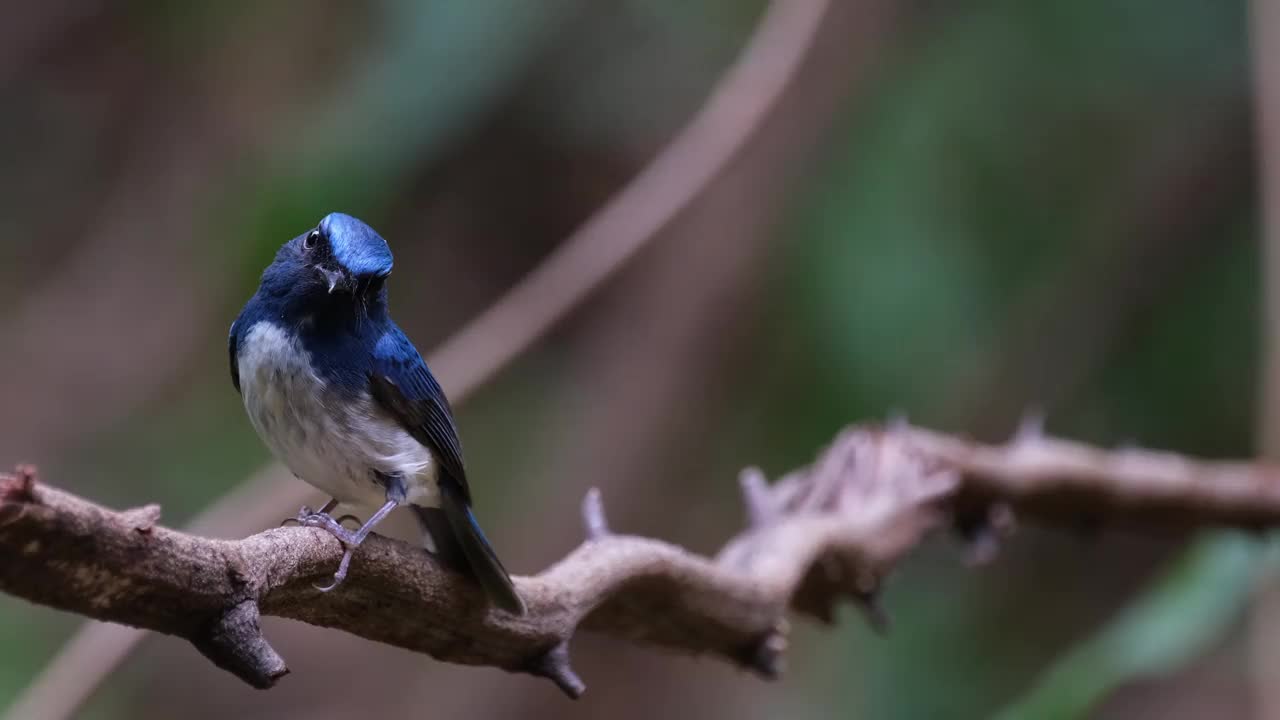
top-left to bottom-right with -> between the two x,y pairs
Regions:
368,327 -> 470,503
228,319 -> 241,394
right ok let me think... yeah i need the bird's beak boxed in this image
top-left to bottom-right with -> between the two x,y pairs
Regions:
316,266 -> 346,294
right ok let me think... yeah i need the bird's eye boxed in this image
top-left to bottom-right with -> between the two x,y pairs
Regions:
304,230 -> 320,250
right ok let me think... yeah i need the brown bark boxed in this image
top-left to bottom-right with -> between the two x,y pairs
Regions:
4,423 -> 1278,698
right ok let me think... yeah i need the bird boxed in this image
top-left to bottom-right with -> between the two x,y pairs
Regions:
227,212 -> 525,615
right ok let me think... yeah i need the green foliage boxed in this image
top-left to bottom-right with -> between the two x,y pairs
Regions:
781,0 -> 1247,437
994,534 -> 1266,720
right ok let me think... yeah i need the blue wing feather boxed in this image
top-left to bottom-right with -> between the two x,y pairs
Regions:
368,326 -> 471,503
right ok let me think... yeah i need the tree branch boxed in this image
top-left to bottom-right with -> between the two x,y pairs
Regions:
5,422 -> 1271,698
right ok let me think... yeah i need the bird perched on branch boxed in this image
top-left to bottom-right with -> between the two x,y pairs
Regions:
228,212 -> 525,614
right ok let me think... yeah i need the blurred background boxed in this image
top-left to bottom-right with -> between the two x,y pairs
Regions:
0,0 -> 1266,718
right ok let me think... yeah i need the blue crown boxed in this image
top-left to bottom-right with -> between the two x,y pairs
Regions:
319,212 -> 394,278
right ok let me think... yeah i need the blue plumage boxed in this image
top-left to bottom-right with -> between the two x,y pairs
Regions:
370,326 -> 468,500
229,212 -> 524,614
321,212 -> 394,280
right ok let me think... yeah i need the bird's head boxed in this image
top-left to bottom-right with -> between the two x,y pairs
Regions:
266,212 -> 394,298
257,213 -> 396,324
305,212 -> 394,295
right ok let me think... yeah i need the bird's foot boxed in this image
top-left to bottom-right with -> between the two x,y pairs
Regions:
296,510 -> 362,592
297,508 -> 364,544
295,499 -> 398,592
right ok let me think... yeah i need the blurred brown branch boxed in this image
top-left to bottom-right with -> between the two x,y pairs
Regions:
5,422 -> 1278,698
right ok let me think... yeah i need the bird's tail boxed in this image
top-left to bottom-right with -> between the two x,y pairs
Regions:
411,482 -> 526,615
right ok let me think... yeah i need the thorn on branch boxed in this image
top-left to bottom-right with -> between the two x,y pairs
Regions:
1,464 -> 38,503
526,640 -> 585,699
190,600 -> 288,689
742,620 -> 789,679
739,467 -> 774,527
121,504 -> 162,534
582,488 -> 611,541
854,588 -> 890,634
1013,409 -> 1046,445
851,567 -> 890,634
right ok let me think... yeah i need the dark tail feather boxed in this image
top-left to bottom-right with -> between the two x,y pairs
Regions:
412,506 -> 467,572
411,483 -> 526,615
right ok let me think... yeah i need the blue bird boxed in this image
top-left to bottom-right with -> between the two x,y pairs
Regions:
228,212 -> 525,614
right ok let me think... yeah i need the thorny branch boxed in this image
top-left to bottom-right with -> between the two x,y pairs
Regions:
3,422 -> 1278,698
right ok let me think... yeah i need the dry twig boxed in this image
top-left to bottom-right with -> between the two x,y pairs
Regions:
4,422 -> 1275,698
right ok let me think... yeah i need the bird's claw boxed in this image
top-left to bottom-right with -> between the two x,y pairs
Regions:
289,499 -> 393,593
281,504 -> 322,527
291,506 -> 363,591
313,548 -> 355,592
313,576 -> 341,592
298,511 -> 362,544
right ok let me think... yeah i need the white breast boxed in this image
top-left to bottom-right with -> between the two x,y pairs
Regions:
236,321 -> 440,508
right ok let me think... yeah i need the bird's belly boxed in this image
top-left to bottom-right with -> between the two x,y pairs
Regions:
237,322 -> 440,508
